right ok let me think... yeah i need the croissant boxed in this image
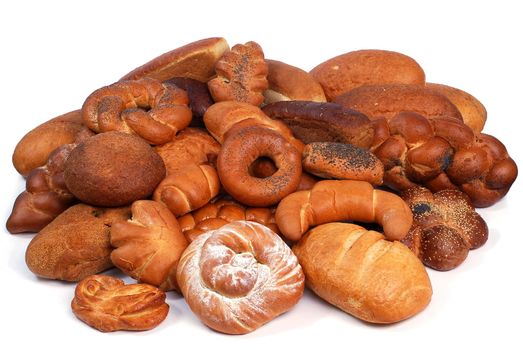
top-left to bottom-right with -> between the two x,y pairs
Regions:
176,221 -> 305,334
153,163 -> 220,216
275,179 -> 413,241
110,200 -> 188,291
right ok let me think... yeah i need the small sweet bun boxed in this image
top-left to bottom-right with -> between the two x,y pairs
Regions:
264,59 -> 326,104
292,222 -> 432,324
13,110 -> 84,176
263,101 -> 374,148
217,125 -> 302,207
71,275 -> 169,332
302,142 -> 384,185
401,186 -> 488,271
120,37 -> 229,82
64,132 -> 166,207
176,221 -> 304,334
25,204 -> 131,281
310,49 -> 425,101
335,84 -> 463,122
426,83 -> 487,132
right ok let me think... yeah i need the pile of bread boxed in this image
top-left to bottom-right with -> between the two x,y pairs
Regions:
7,37 -> 517,334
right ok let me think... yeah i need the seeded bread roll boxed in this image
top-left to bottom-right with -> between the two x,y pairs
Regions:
302,142 -> 384,185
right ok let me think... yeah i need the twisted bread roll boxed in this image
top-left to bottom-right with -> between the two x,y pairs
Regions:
110,201 -> 188,291
293,223 -> 432,324
178,198 -> 279,242
370,112 -> 517,207
275,180 -> 412,241
82,78 -> 192,145
177,221 -> 304,334
72,275 -> 169,332
153,163 -> 220,216
203,101 -> 304,152
7,126 -> 94,233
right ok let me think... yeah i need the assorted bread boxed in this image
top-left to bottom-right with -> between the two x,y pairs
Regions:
6,37 -> 518,334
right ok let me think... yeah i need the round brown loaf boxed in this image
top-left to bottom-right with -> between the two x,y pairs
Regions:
64,132 -> 166,207
335,84 -> 463,122
310,49 -> 425,101
264,59 -> 326,104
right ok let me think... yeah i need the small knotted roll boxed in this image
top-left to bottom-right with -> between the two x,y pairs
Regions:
176,221 -> 304,335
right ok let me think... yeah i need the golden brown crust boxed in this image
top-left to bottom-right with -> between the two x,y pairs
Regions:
25,204 -> 131,281
154,127 -> 220,174
120,37 -> 229,82
82,78 -> 192,145
264,59 -> 326,104
275,180 -> 412,241
208,41 -> 268,106
12,110 -> 85,176
178,197 -> 279,242
153,163 -> 220,216
302,142 -> 384,185
217,125 -> 302,207
401,186 -> 488,270
176,221 -> 304,334
110,200 -> 188,291
426,83 -> 487,133
310,50 -> 425,101
64,132 -> 166,207
335,84 -> 463,122
71,275 -> 169,332
292,222 -> 432,324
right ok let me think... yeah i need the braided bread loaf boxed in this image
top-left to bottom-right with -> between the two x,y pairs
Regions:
7,127 -> 94,233
176,221 -> 304,334
82,78 -> 192,145
370,112 -> 517,207
178,198 -> 279,242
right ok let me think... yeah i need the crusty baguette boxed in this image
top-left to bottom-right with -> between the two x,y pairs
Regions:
275,180 -> 412,241
293,222 -> 432,324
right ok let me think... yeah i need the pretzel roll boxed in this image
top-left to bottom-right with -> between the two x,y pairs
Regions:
335,84 -> 463,122
263,101 -> 373,149
110,201 -> 188,291
427,83 -> 487,132
82,78 -> 192,145
153,164 -> 220,217
166,77 -> 214,127
217,125 -> 302,207
275,180 -> 412,241
178,198 -> 279,242
302,142 -> 384,185
310,49 -> 425,101
121,37 -> 229,82
264,59 -> 326,104
204,101 -> 304,152
176,221 -> 305,334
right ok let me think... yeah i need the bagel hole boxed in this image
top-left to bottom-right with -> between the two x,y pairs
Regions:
249,157 -> 277,178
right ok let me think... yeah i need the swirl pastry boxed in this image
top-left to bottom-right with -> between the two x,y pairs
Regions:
176,221 -> 304,334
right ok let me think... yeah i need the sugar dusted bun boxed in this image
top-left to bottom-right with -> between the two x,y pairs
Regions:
176,221 -> 304,334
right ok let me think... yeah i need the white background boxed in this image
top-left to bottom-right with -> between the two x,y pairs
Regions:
1,1 -> 522,349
